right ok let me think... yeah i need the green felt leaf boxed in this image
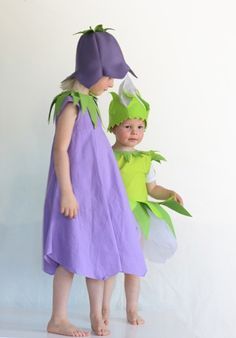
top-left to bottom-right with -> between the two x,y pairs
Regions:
108,91 -> 149,131
131,200 -> 177,238
145,202 -> 176,237
71,91 -> 80,106
74,24 -> 114,36
114,150 -> 165,164
79,94 -> 88,113
88,98 -> 98,127
94,24 -> 114,32
74,29 -> 92,35
136,92 -> 150,112
54,91 -> 70,115
133,203 -> 150,239
95,24 -> 103,31
48,91 -> 100,128
149,150 -> 166,163
160,197 -> 192,217
48,97 -> 56,123
104,28 -> 114,32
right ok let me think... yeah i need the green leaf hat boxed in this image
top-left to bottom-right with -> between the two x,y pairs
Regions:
108,76 -> 150,131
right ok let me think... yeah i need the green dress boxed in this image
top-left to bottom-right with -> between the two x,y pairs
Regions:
114,149 -> 178,263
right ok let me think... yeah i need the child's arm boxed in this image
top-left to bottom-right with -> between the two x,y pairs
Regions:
53,103 -> 78,218
146,181 -> 184,205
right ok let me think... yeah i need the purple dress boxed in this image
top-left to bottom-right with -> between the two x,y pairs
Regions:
43,96 -> 147,280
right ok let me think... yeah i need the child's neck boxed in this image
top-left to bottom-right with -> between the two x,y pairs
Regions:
112,143 -> 136,152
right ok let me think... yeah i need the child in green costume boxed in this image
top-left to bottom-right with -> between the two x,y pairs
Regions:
102,76 -> 191,326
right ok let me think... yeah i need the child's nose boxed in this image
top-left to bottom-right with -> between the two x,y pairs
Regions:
131,128 -> 138,134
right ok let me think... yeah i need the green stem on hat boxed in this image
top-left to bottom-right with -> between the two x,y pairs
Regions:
74,24 -> 114,36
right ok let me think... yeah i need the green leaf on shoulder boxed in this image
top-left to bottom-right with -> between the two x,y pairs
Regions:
48,91 -> 100,127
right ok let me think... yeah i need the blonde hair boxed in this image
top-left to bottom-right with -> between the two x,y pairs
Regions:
60,78 -> 89,94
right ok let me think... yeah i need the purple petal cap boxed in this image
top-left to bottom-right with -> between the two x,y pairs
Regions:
64,31 -> 137,88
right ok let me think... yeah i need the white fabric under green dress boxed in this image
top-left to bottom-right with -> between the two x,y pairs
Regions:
114,149 -> 178,263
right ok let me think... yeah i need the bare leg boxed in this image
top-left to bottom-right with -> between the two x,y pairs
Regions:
102,276 -> 116,325
47,266 -> 90,337
86,278 -> 110,336
124,274 -> 144,325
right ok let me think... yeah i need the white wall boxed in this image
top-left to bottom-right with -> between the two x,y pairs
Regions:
0,1 -> 236,337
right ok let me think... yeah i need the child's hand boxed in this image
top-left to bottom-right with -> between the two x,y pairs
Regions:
170,191 -> 183,206
60,192 -> 79,218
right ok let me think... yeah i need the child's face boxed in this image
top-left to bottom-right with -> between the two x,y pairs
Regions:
113,119 -> 145,148
89,76 -> 114,96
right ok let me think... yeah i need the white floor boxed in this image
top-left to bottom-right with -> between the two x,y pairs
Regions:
0,308 -> 196,338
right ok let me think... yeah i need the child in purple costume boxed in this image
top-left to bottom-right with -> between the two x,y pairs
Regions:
43,25 -> 146,337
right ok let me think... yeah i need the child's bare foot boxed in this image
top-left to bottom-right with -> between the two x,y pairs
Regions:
102,307 -> 110,326
126,310 -> 145,325
90,315 -> 110,336
47,318 -> 90,337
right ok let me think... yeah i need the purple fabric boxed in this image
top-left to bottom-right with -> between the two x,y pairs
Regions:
65,32 -> 137,88
43,97 -> 147,280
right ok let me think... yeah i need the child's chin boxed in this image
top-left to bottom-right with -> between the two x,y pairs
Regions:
126,142 -> 138,147
128,140 -> 138,144
95,91 -> 104,96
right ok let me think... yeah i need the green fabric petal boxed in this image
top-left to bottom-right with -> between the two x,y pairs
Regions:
133,203 -> 150,238
55,91 -> 71,115
145,201 -> 176,237
108,92 -> 130,130
48,90 -> 100,128
149,150 -> 166,163
71,91 -> 80,106
108,86 -> 149,131
48,97 -> 57,123
136,92 -> 150,112
132,200 -> 176,238
159,197 -> 192,217
123,89 -> 150,116
88,99 -> 98,127
79,93 -> 89,113
114,150 -> 165,164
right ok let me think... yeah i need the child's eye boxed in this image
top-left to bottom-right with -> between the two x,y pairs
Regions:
138,126 -> 144,129
124,125 -> 131,129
